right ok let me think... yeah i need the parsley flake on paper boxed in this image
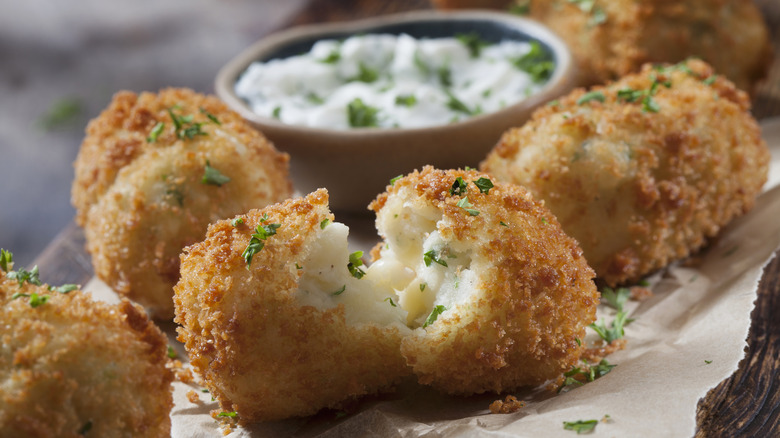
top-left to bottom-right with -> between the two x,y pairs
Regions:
563,419 -> 598,434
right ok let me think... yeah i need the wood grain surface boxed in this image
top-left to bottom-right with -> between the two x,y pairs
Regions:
32,0 -> 780,436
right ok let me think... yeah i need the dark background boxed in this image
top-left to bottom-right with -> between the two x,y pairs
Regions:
0,0 -> 305,266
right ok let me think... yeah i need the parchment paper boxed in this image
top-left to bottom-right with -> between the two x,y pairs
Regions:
84,117 -> 780,437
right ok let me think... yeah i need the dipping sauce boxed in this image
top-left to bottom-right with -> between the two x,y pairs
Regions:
235,33 -> 554,130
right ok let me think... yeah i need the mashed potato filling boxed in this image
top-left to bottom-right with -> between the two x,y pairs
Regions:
295,221 -> 408,328
295,195 -> 481,330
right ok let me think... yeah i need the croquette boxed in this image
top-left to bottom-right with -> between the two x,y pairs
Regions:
524,0 -> 772,92
174,167 -> 598,421
370,167 -> 599,394
71,88 -> 293,319
481,59 -> 769,286
430,0 -> 772,92
0,254 -> 173,438
174,189 -> 412,423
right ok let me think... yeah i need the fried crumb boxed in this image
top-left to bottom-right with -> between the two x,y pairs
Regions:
582,339 -> 628,363
210,410 -> 238,436
166,359 -> 195,383
489,395 -> 526,414
630,286 -> 653,301
186,390 -> 201,404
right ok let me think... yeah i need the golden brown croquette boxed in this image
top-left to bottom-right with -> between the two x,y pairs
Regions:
71,88 -> 293,319
0,259 -> 173,437
481,59 -> 769,285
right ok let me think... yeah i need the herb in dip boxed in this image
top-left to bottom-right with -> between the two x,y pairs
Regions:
235,33 -> 554,130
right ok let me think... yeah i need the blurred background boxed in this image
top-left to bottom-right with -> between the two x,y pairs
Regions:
0,0 -> 307,266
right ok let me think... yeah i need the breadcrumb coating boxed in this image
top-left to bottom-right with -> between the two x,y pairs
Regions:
371,167 -> 598,394
0,278 -> 173,438
174,190 -> 411,423
429,0 -> 772,92
175,168 -> 599,421
482,59 -> 769,285
524,0 -> 772,92
72,88 -> 292,319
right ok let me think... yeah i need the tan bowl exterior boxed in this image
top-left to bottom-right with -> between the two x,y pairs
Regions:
216,10 -> 575,212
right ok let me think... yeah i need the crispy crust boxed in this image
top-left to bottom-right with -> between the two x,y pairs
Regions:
0,279 -> 173,437
371,167 -> 599,394
526,0 -> 772,92
174,190 -> 410,423
72,88 -> 293,319
482,59 -> 769,285
429,0 -> 773,92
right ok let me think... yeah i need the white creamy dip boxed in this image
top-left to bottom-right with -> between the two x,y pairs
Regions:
235,33 -> 553,130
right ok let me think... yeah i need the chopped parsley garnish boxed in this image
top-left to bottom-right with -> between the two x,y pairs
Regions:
79,420 -> 93,435
456,197 -> 480,216
589,6 -> 607,26
232,218 -> 245,227
601,286 -> 630,312
319,50 -> 341,64
509,1 -> 530,14
703,75 -> 717,85
474,177 -> 494,194
166,188 -> 184,207
559,360 -> 616,392
272,106 -> 282,119
38,97 -> 83,131
590,310 -> 630,344
242,223 -> 281,266
0,249 -> 11,272
320,218 -> 331,229
420,283 -> 427,292
395,94 -> 417,107
147,122 -> 165,143
575,337 -> 582,346
576,91 -> 605,105
423,249 -> 448,268
438,64 -> 453,88
389,175 -> 403,185
563,419 -> 598,434
167,346 -> 177,359
50,284 -> 78,294
200,107 -> 221,125
332,285 -> 346,296
616,88 -> 644,103
7,265 -> 42,287
347,251 -> 366,279
456,32 -> 491,58
354,62 -> 379,83
347,98 -> 379,128
450,177 -> 468,196
217,411 -> 238,418
446,90 -> 476,115
705,359 -> 713,364
202,160 -> 231,187
295,263 -> 303,270
306,92 -> 325,105
384,297 -> 397,307
512,41 -> 554,83
167,108 -> 208,140
423,305 -> 447,328
12,292 -> 49,308
413,50 -> 430,76
617,73 -> 670,113
500,221 -> 509,227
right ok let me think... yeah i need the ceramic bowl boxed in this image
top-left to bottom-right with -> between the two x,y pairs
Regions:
216,10 -> 575,212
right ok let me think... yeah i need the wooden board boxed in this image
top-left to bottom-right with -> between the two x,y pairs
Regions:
33,0 -> 780,436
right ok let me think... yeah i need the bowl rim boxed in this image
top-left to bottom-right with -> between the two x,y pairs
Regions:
215,9 -> 573,138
